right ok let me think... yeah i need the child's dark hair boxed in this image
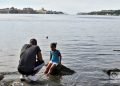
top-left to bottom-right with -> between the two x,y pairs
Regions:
51,42 -> 57,48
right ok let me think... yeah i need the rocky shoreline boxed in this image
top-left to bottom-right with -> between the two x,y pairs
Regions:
77,10 -> 120,16
0,65 -> 75,86
0,70 -> 55,86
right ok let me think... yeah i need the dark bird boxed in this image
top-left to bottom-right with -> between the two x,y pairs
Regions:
46,36 -> 48,39
113,50 -> 120,51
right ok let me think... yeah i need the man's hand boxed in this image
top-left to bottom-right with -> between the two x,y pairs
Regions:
37,51 -> 44,61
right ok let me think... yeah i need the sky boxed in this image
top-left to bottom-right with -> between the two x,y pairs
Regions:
0,0 -> 120,14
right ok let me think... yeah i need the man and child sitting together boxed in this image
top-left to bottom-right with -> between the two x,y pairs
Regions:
18,39 -> 62,81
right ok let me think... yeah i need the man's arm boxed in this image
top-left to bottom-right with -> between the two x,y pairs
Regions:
37,51 -> 44,61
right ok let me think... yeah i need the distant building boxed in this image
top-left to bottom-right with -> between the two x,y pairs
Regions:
23,8 -> 37,14
0,8 -> 9,13
9,7 -> 19,13
0,7 -> 64,14
37,8 -> 47,14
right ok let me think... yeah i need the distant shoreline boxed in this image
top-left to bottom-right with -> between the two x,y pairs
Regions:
0,7 -> 64,14
77,10 -> 120,16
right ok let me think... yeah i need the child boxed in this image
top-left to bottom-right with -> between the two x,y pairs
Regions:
44,43 -> 62,76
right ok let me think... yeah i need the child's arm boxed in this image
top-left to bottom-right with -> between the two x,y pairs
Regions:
50,51 -> 52,61
59,52 -> 62,64
37,51 -> 44,61
60,55 -> 62,64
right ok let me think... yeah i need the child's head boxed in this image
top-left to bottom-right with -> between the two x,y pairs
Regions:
50,43 -> 57,51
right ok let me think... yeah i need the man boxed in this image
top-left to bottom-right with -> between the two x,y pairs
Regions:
18,39 -> 44,81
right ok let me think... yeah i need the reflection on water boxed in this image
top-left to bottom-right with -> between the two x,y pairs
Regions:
0,14 -> 120,85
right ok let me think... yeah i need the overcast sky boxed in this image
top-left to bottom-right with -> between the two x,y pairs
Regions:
0,0 -> 120,14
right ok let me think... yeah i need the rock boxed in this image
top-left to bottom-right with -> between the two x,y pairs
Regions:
11,81 -> 24,86
0,74 -> 4,81
113,50 -> 120,51
103,68 -> 120,79
50,64 -> 75,76
0,65 -> 75,86
0,79 -> 49,86
0,70 -> 50,86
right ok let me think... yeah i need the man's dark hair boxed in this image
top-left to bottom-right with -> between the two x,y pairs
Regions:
51,43 -> 57,48
30,39 -> 37,45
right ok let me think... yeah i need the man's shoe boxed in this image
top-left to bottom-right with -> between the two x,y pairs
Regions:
27,75 -> 38,82
20,75 -> 26,81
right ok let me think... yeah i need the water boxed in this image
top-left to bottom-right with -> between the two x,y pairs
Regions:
0,14 -> 120,86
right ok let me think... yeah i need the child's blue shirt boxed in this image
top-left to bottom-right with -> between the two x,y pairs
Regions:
50,50 -> 61,63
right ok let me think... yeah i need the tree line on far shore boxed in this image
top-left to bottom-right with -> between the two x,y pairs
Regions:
77,10 -> 120,16
0,7 -> 64,14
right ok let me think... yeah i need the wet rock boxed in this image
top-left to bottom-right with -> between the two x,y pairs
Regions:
103,68 -> 120,76
11,81 -> 24,86
0,74 -> 4,81
0,79 -> 50,86
0,80 -> 25,86
51,64 -> 75,76
0,70 -> 53,86
0,65 -> 75,86
103,68 -> 120,79
0,71 -> 18,75
113,50 -> 120,51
